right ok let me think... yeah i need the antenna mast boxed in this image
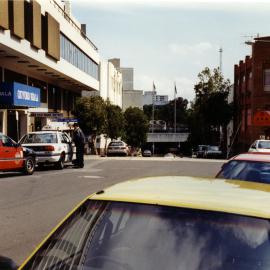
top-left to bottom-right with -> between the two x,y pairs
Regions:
219,47 -> 223,73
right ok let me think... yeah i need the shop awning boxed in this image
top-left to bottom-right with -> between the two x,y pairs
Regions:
253,111 -> 270,126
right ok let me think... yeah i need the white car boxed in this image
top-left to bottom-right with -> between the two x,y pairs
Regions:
107,141 -> 129,156
248,140 -> 270,153
19,131 -> 73,169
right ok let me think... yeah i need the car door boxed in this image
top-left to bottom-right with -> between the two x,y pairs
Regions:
60,133 -> 73,162
0,135 -> 23,170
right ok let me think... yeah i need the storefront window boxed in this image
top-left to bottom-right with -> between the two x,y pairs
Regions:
264,69 -> 270,91
0,111 -> 3,133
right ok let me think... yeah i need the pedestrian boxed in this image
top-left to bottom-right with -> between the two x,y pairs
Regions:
73,122 -> 85,168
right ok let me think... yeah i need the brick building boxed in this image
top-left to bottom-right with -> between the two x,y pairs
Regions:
233,36 -> 270,153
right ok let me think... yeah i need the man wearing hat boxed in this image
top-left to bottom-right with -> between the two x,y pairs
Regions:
73,122 -> 85,168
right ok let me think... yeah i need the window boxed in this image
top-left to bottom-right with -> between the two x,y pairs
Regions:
60,33 -> 99,80
264,69 -> 270,91
0,135 -> 15,147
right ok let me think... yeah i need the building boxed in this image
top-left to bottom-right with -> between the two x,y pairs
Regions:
85,60 -> 122,108
233,36 -> 270,153
0,0 -> 99,140
143,91 -> 169,106
122,90 -> 143,110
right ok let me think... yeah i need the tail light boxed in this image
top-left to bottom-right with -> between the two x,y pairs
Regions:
44,146 -> 55,151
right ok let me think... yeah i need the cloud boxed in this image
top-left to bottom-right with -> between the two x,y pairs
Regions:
169,42 -> 216,56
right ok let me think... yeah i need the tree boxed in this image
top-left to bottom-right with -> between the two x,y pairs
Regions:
143,97 -> 189,129
104,102 -> 125,140
188,67 -> 233,153
124,107 -> 149,148
74,96 -> 106,135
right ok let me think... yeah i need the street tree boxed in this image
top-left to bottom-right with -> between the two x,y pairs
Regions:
75,96 -> 107,154
143,97 -> 189,129
103,102 -> 125,150
124,107 -> 149,148
188,67 -> 233,152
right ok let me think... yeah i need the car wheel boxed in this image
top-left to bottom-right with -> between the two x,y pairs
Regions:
23,157 -> 35,175
55,154 -> 65,170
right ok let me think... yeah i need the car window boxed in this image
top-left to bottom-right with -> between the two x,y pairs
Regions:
217,160 -> 270,184
20,133 -> 58,144
20,200 -> 270,270
258,141 -> 270,149
0,135 -> 15,147
109,142 -> 124,147
61,134 -> 70,144
209,146 -> 219,151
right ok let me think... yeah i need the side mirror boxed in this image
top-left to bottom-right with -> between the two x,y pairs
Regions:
0,256 -> 17,270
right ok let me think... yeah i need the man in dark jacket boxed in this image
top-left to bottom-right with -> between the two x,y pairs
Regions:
73,123 -> 85,168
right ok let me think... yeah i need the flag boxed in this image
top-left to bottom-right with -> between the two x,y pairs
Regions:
153,81 -> 156,91
174,83 -> 177,95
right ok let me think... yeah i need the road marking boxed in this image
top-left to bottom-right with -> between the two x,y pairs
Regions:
78,175 -> 104,179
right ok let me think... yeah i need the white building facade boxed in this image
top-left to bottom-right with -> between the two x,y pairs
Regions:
99,60 -> 122,108
143,91 -> 169,106
0,0 -> 99,140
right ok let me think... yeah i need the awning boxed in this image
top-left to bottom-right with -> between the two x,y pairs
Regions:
253,111 -> 270,126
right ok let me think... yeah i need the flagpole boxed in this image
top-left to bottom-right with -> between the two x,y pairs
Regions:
152,82 -> 155,156
174,82 -> 177,133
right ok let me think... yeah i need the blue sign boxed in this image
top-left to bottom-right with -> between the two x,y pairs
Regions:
0,82 -> 40,107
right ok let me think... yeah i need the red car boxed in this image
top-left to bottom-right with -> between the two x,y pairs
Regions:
0,134 -> 36,175
216,152 -> 270,184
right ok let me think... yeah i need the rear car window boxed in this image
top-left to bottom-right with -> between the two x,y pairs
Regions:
258,141 -> 270,149
21,133 -> 58,144
109,142 -> 124,147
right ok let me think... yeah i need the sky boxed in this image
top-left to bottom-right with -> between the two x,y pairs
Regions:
71,0 -> 270,101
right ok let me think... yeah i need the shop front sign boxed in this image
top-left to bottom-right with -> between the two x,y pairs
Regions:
0,82 -> 40,107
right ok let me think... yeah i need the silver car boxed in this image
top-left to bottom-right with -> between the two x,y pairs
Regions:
107,141 -> 129,156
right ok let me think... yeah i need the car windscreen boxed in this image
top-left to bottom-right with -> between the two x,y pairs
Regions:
258,141 -> 270,149
21,200 -> 270,270
216,160 -> 270,183
20,133 -> 58,144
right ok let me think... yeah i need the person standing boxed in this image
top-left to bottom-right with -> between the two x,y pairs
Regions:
73,123 -> 85,168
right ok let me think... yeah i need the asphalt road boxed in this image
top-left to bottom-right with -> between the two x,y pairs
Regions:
0,156 -> 224,265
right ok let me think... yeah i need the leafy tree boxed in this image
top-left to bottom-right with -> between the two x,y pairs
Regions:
188,67 -> 232,153
143,97 -> 189,129
104,102 -> 125,140
74,96 -> 106,135
124,107 -> 149,148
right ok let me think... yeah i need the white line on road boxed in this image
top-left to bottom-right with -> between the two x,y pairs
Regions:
78,175 -> 104,179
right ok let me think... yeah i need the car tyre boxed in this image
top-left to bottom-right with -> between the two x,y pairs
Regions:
23,157 -> 35,175
56,154 -> 65,170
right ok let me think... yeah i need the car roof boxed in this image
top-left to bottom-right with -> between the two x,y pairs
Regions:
231,152 -> 270,162
90,176 -> 270,219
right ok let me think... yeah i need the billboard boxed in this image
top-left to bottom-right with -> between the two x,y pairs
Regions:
0,82 -> 40,107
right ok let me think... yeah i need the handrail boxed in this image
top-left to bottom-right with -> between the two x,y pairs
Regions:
49,0 -> 98,51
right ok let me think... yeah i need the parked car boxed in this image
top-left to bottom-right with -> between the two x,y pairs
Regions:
216,152 -> 270,183
204,145 -> 223,159
19,131 -> 73,169
192,144 -> 208,158
107,141 -> 129,156
0,133 -> 36,175
142,149 -> 152,157
248,139 -> 270,152
6,176 -> 270,270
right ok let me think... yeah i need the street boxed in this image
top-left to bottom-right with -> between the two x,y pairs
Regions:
0,156 -> 223,264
